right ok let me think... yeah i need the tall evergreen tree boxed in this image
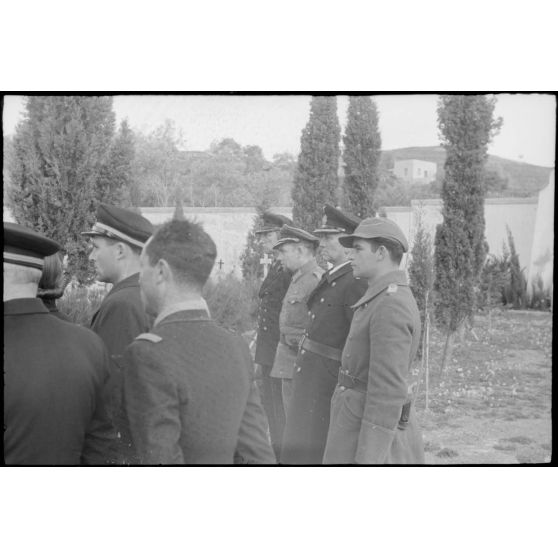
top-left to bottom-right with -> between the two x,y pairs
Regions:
7,95 -> 116,283
291,96 -> 340,231
433,95 -> 502,372
342,95 -> 382,217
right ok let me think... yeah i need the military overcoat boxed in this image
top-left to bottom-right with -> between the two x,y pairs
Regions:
4,298 -> 117,465
323,270 -> 425,464
281,262 -> 367,464
90,272 -> 152,460
122,308 -> 276,464
254,260 -> 292,367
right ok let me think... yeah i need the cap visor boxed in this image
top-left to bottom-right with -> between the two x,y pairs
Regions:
272,237 -> 299,250
80,231 -> 104,237
338,234 -> 356,248
313,227 -> 346,235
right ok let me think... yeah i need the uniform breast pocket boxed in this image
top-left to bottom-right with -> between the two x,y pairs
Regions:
287,294 -> 303,305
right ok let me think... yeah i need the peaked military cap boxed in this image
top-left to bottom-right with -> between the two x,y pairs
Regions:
4,222 -> 61,270
81,204 -> 153,248
339,217 -> 409,252
272,224 -> 320,249
313,204 -> 361,235
255,211 -> 294,235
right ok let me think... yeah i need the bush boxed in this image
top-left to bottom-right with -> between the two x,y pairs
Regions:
58,284 -> 108,326
529,275 -> 552,311
477,253 -> 509,311
203,273 -> 261,334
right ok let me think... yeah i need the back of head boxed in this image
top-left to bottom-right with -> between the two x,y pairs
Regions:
146,219 -> 217,289
38,252 -> 65,300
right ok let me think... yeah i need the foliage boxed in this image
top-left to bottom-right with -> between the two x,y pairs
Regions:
505,225 -> 527,309
292,96 -> 341,231
409,216 -> 434,339
434,95 -> 502,334
342,96 -> 381,217
203,274 -> 261,333
529,275 -> 552,311
57,284 -> 109,326
240,203 -> 269,279
477,251 -> 510,310
6,96 -> 118,284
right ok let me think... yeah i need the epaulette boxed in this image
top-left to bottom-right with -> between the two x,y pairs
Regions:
386,283 -> 398,294
135,332 -> 163,343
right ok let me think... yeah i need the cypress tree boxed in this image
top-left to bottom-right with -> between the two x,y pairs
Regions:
291,96 -> 340,231
433,95 -> 502,373
7,95 -> 116,283
342,95 -> 381,217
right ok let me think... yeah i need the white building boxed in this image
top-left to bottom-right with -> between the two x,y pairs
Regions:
393,159 -> 437,184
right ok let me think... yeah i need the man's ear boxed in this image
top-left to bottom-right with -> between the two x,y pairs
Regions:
114,242 -> 127,260
157,259 -> 173,283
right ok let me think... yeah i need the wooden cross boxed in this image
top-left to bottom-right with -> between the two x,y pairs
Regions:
217,259 -> 225,271
260,253 -> 273,278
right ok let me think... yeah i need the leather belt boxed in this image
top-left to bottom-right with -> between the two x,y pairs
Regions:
337,369 -> 412,431
301,336 -> 342,362
279,335 -> 299,354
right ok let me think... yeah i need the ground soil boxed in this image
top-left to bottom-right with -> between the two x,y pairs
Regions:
415,309 -> 552,464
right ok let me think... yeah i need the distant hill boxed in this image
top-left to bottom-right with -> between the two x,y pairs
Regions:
381,146 -> 553,197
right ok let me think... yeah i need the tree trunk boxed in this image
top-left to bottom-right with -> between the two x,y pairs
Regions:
440,330 -> 454,377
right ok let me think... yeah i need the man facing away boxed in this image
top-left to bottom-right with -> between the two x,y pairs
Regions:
323,217 -> 425,464
253,211 -> 293,459
122,219 -> 275,464
270,225 -> 324,419
281,205 -> 367,464
81,203 -> 153,462
4,222 -> 116,465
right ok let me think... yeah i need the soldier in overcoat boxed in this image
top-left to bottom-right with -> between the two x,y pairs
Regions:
281,205 -> 367,464
270,225 -> 323,418
4,223 -> 116,465
323,217 -> 425,464
122,219 -> 275,464
82,203 -> 153,462
254,212 -> 293,458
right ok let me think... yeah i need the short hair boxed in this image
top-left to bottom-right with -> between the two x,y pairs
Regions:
367,237 -> 404,264
38,252 -> 65,300
145,219 -> 217,288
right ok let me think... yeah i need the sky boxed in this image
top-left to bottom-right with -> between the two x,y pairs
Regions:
2,94 -> 556,167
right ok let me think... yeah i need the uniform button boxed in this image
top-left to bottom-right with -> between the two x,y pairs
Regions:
263,326 -> 267,331
301,349 -> 306,355
332,282 -> 336,287
296,367 -> 301,372
339,386 -> 346,392
320,298 -> 325,303
308,310 -> 311,315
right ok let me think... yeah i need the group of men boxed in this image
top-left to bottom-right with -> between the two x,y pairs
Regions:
254,206 -> 424,464
4,200 -> 424,465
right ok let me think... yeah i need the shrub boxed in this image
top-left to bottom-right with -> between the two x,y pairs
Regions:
529,275 -> 552,311
58,284 -> 108,326
477,253 -> 510,311
203,273 -> 261,334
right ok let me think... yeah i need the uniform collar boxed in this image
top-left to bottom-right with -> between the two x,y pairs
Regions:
325,261 -> 352,283
154,298 -> 210,326
4,298 -> 50,316
108,272 -> 140,295
292,259 -> 320,283
351,270 -> 408,309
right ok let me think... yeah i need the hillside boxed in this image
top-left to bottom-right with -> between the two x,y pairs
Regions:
381,146 -> 553,196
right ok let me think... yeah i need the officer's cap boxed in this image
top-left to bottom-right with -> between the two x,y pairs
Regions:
255,212 -> 293,235
81,204 -> 153,248
272,224 -> 319,249
4,222 -> 61,270
338,217 -> 409,252
313,204 -> 361,235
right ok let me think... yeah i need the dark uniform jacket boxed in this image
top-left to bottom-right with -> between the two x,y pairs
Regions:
40,297 -> 71,322
4,298 -> 117,465
281,262 -> 367,463
254,260 -> 292,367
323,270 -> 425,464
90,272 -> 152,459
122,307 -> 276,464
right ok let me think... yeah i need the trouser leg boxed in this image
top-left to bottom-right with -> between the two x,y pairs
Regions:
259,366 -> 285,459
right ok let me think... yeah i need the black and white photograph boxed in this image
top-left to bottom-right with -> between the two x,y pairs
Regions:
3,93 -> 554,466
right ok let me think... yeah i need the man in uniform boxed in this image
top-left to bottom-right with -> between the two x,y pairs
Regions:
4,222 -> 116,464
81,203 -> 153,462
323,217 -> 425,464
281,205 -> 367,464
254,211 -> 293,458
122,219 -> 275,464
270,225 -> 324,420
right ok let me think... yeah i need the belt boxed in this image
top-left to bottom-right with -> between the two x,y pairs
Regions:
279,335 -> 299,354
337,369 -> 412,431
300,336 -> 342,362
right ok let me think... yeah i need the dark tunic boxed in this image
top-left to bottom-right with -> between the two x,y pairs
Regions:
281,262 -> 367,464
90,272 -> 152,462
323,270 -> 425,464
122,308 -> 276,464
254,260 -> 292,367
4,298 -> 117,465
